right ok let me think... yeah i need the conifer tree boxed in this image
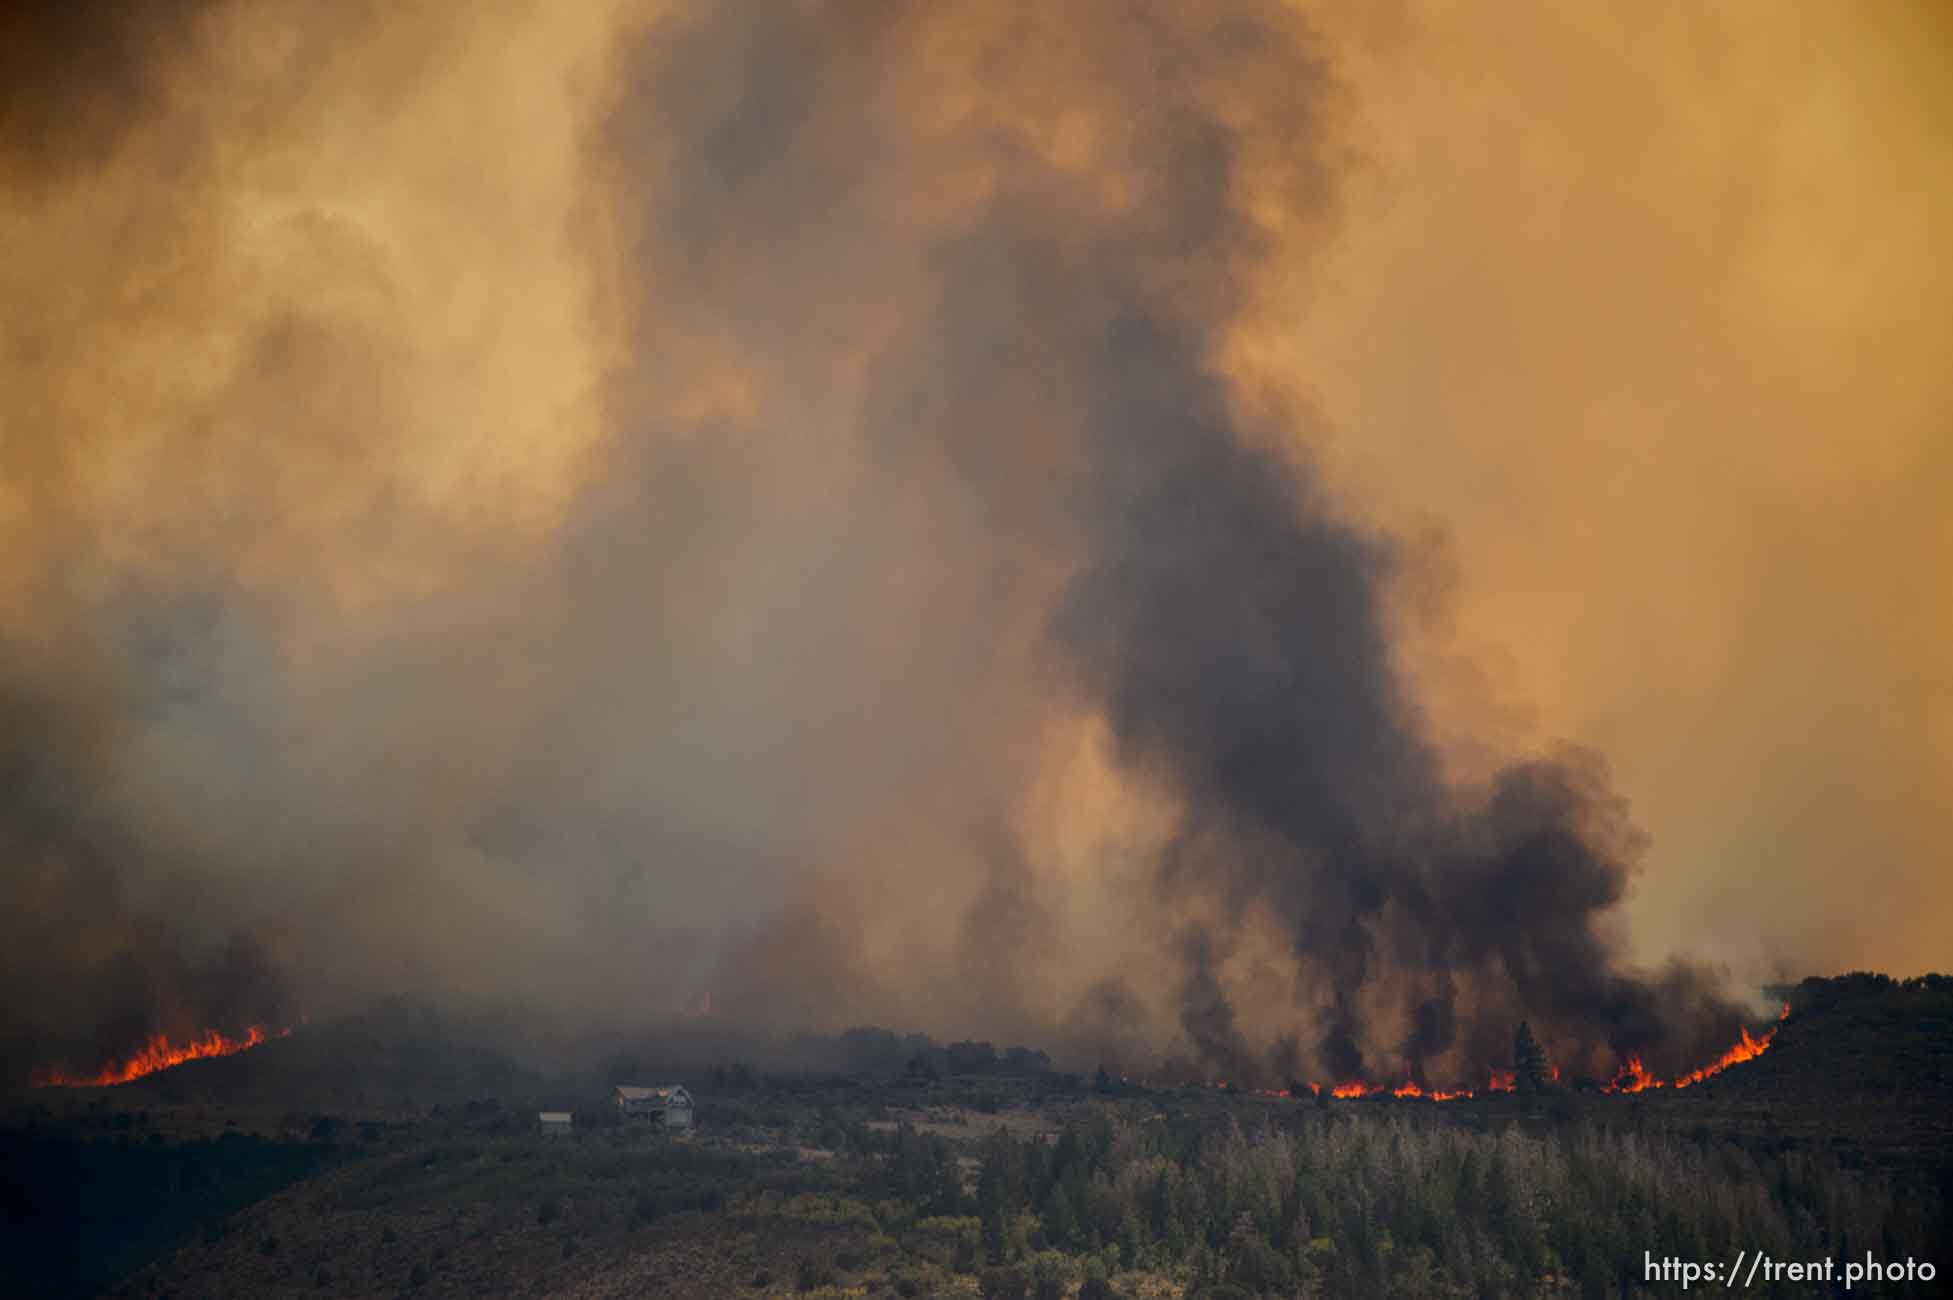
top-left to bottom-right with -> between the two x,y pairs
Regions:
1514,1020 -> 1551,1092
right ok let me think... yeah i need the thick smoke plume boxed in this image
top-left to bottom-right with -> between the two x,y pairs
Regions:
3,0 -> 1944,1088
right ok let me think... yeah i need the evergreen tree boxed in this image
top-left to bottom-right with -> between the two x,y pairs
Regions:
1514,1020 -> 1551,1092
1148,1168 -> 1173,1241
979,1156 -> 1010,1263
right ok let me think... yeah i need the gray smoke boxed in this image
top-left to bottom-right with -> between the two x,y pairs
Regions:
0,0 -> 1762,1089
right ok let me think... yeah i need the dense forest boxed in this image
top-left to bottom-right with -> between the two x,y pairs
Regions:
746,1101 -> 1944,1299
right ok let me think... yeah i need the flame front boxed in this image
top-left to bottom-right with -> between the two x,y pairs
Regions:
1603,1055 -> 1663,1093
1198,1005 -> 1790,1101
1606,1003 -> 1789,1094
1669,1002 -> 1790,1089
31,1025 -> 291,1087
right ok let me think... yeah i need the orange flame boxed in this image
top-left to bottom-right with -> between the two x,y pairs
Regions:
1189,1005 -> 1788,1103
1603,1054 -> 1663,1093
1605,1003 -> 1788,1094
1671,1002 -> 1789,1089
31,1024 -> 292,1087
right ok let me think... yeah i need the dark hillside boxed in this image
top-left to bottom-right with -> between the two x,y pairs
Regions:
1626,974 -> 1953,1186
1738,973 -> 1953,1098
45,1002 -> 556,1118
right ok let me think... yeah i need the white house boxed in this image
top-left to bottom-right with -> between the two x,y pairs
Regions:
539,1111 -> 573,1137
614,1083 -> 693,1128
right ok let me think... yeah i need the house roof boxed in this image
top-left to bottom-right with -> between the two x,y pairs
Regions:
614,1084 -> 690,1103
538,1112 -> 572,1123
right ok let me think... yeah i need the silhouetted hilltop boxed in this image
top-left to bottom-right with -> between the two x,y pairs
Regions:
1733,973 -> 1953,1098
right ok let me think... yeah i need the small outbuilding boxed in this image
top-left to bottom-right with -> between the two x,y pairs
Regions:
539,1111 -> 573,1137
614,1083 -> 693,1129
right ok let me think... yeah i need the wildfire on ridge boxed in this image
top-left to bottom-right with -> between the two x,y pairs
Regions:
1201,1005 -> 1791,1101
1606,1002 -> 1790,1094
31,1025 -> 293,1087
1210,1070 -> 1509,1102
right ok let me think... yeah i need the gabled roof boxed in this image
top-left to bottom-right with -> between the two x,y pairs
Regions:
615,1083 -> 690,1103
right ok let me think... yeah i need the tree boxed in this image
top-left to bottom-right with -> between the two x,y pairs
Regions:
1148,1169 -> 1174,1241
1042,1182 -> 1080,1248
947,1040 -> 1000,1075
979,1154 -> 1011,1263
1513,1021 -> 1551,1093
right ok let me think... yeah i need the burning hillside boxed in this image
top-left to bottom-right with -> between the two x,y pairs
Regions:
1602,1004 -> 1789,1094
30,1026 -> 292,1088
1195,1003 -> 1791,1101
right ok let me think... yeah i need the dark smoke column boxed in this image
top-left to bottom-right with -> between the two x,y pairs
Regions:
605,0 -> 1747,1083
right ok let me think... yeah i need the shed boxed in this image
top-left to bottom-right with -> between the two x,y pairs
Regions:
539,1111 -> 572,1136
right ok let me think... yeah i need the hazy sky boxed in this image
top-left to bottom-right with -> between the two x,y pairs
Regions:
1292,2 -> 1951,980
1,0 -> 1944,1084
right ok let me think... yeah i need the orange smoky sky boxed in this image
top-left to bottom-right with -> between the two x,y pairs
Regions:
1288,1 -> 1952,981
0,0 -> 1944,1085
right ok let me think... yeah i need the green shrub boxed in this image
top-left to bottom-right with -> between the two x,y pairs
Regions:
1030,1250 -> 1074,1300
781,1193 -> 878,1229
980,1265 -> 1028,1300
913,1214 -> 980,1243
1229,1238 -> 1293,1294
797,1256 -> 836,1292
